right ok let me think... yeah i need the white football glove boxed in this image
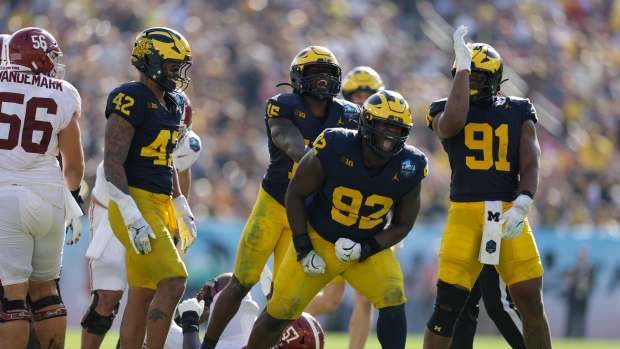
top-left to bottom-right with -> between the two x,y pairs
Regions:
173,195 -> 197,252
335,238 -> 361,262
301,250 -> 326,275
176,298 -> 205,319
107,182 -> 156,255
453,25 -> 472,72
501,194 -> 533,240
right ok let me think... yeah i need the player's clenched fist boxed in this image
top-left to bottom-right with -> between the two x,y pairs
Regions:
301,251 -> 326,275
335,238 -> 361,262
107,182 -> 156,254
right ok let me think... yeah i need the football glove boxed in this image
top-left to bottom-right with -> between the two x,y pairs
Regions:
301,250 -> 326,275
501,194 -> 533,240
335,238 -> 361,262
176,298 -> 205,334
453,25 -> 472,72
176,298 -> 205,319
65,187 -> 85,245
107,182 -> 156,254
173,195 -> 197,252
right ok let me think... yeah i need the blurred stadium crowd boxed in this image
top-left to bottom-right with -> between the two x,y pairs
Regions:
1,0 -> 619,230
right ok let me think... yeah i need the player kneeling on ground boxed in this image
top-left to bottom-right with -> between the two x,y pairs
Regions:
244,90 -> 428,349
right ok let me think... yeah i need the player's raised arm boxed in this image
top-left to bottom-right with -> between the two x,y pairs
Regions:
433,25 -> 471,139
268,117 -> 309,162
58,109 -> 84,191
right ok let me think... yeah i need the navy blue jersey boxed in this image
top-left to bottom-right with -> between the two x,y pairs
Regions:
307,128 -> 428,243
105,82 -> 185,195
261,93 -> 360,205
426,96 -> 537,202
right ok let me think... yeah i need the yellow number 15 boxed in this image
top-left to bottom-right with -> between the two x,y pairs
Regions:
464,123 -> 510,171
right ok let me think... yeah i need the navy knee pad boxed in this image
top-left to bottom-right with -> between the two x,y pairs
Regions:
427,281 -> 470,337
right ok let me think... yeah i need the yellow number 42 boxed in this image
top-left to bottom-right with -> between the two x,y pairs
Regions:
112,92 -> 135,116
140,129 -> 178,166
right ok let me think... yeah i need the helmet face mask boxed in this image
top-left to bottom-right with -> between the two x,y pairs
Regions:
132,27 -> 192,93
360,112 -> 411,157
360,90 -> 413,158
289,46 -> 341,100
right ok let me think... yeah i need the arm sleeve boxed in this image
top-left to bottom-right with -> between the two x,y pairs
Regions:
426,99 -> 447,130
105,85 -> 145,127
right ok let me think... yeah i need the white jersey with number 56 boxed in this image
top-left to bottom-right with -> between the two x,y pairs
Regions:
0,68 -> 81,186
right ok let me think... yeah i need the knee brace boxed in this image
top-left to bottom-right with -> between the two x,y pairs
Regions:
80,291 -> 120,335
0,298 -> 32,322
29,280 -> 67,322
426,281 -> 470,337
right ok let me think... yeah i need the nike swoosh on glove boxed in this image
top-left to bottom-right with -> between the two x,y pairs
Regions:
335,238 -> 361,262
301,250 -> 326,275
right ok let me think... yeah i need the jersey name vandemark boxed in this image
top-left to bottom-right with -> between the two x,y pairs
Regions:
0,70 -> 63,91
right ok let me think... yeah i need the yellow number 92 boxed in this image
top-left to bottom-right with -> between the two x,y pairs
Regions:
331,186 -> 393,230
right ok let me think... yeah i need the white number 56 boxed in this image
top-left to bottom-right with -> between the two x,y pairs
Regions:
31,35 -> 47,50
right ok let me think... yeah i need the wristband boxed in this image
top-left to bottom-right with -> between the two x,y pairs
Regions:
292,233 -> 313,261
71,186 -> 84,205
180,311 -> 199,334
359,237 -> 383,262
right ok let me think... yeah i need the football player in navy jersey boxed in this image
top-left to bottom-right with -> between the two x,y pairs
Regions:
201,46 -> 360,349
103,27 -> 194,349
244,90 -> 428,349
423,26 -> 550,349
304,65 -> 385,349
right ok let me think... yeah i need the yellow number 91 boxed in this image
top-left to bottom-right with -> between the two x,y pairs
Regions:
331,186 -> 393,230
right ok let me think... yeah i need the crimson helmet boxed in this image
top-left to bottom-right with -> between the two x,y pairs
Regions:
195,273 -> 232,309
0,34 -> 10,66
275,313 -> 325,349
8,27 -> 64,78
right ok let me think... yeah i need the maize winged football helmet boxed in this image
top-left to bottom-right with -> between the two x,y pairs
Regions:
341,66 -> 384,101
289,46 -> 341,100
452,42 -> 503,102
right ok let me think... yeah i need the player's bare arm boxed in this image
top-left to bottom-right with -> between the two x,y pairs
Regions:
58,110 -> 85,191
178,168 -> 191,198
518,120 -> 540,196
103,113 -> 134,193
268,117 -> 309,162
433,25 -> 472,139
285,150 -> 325,241
374,183 -> 421,249
172,165 -> 182,198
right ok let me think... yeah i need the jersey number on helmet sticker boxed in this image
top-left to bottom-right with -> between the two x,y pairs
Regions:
0,92 -> 55,154
111,92 -> 135,116
140,129 -> 178,166
331,186 -> 393,229
464,123 -> 510,171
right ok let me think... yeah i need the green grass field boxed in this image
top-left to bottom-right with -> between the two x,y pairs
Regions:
65,329 -> 620,348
